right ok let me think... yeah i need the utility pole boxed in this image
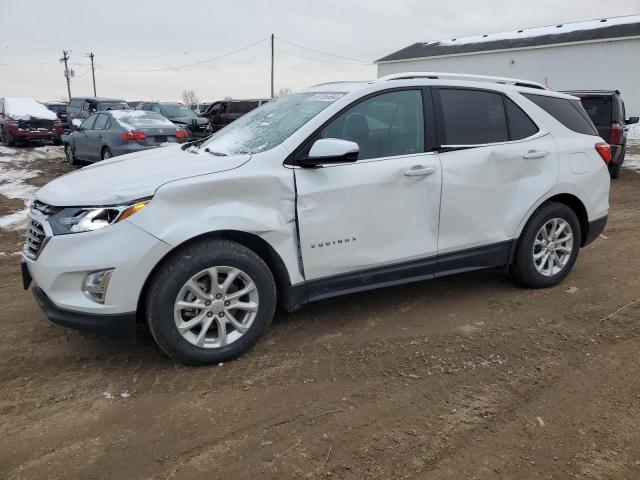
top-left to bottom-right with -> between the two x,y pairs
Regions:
60,50 -> 72,100
89,52 -> 96,96
270,33 -> 274,99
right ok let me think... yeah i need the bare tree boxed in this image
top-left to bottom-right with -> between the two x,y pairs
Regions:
182,89 -> 199,105
274,87 -> 292,97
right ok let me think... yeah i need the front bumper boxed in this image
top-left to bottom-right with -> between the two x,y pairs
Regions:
23,219 -> 172,315
32,286 -> 137,342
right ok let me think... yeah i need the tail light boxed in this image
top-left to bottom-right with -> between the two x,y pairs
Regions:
595,142 -> 611,164
610,122 -> 623,144
122,131 -> 147,141
175,129 -> 188,140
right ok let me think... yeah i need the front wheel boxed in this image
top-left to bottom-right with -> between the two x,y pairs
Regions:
64,144 -> 80,166
101,147 -> 112,160
146,240 -> 276,365
1,128 -> 15,147
510,202 -> 581,288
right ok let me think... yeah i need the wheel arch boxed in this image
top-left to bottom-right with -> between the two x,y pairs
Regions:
136,230 -> 296,322
512,192 -> 590,264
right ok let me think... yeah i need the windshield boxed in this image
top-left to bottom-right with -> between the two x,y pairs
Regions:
199,92 -> 344,155
97,101 -> 130,111
161,104 -> 198,118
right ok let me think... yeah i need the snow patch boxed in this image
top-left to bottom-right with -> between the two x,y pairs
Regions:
628,124 -> 640,140
109,110 -> 175,131
421,15 -> 640,47
624,152 -> 640,173
3,97 -> 57,121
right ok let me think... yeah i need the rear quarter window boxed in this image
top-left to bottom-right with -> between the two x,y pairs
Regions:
523,93 -> 598,136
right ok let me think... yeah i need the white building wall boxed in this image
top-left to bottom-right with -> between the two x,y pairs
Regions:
377,38 -> 640,116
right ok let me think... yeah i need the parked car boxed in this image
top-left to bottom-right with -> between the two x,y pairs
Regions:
67,97 -> 131,125
189,103 -> 211,114
23,72 -> 611,365
127,101 -> 145,110
0,97 -> 63,146
201,99 -> 269,132
137,102 -> 211,139
563,90 -> 639,178
44,101 -> 70,131
61,110 -> 188,164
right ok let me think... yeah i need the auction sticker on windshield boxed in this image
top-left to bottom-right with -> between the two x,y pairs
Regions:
308,93 -> 344,102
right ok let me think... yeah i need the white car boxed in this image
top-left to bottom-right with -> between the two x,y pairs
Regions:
22,72 -> 611,364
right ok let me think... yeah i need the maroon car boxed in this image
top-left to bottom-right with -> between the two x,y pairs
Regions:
0,97 -> 63,146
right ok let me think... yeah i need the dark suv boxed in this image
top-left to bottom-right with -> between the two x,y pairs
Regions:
564,90 -> 639,178
67,97 -> 131,126
202,99 -> 269,132
137,102 -> 212,139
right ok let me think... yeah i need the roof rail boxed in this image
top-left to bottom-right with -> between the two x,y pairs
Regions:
374,72 -> 547,90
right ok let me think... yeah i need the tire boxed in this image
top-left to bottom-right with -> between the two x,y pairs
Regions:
1,128 -> 15,147
53,137 -> 62,146
510,202 -> 581,288
608,146 -> 624,179
146,239 -> 276,365
101,147 -> 112,160
64,144 -> 80,166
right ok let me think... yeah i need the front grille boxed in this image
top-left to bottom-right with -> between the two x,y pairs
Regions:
23,202 -> 57,260
23,217 -> 47,260
18,119 -> 54,130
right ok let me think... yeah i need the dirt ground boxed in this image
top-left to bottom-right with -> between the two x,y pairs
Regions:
1,143 -> 640,479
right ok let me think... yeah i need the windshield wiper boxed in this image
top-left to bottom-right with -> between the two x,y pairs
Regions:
204,148 -> 227,156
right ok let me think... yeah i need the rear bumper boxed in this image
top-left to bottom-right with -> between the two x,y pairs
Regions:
610,144 -> 624,165
33,286 -> 137,342
583,215 -> 608,246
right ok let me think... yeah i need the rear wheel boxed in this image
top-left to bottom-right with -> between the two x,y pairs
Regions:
101,147 -> 112,160
510,202 -> 581,288
146,240 -> 276,365
608,146 -> 624,179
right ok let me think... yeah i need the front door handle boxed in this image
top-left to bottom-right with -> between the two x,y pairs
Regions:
523,150 -> 549,159
404,165 -> 437,177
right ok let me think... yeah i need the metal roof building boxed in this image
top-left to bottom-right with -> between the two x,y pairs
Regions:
376,15 -> 640,115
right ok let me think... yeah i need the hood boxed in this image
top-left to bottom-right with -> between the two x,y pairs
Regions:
36,145 -> 251,206
171,116 -> 209,126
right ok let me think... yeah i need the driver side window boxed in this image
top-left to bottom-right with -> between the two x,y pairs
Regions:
318,90 -> 424,160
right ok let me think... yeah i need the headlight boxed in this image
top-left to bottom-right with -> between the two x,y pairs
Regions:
49,199 -> 150,235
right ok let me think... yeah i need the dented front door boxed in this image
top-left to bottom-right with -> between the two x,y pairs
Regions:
294,152 -> 442,280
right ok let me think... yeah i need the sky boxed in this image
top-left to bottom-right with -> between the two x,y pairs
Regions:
1,0 -> 638,103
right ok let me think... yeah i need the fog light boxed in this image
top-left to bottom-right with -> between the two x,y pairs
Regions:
83,269 -> 114,304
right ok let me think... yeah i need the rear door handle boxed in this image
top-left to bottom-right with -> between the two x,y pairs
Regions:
404,165 -> 437,177
523,149 -> 549,159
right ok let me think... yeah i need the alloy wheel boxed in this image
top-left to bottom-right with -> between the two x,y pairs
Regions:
173,266 -> 259,349
532,218 -> 573,276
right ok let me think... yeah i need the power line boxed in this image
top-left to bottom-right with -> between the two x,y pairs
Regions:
275,36 -> 372,64
95,37 -> 270,73
275,48 -> 367,65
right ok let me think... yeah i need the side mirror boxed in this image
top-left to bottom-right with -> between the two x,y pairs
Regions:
626,116 -> 639,125
297,138 -> 359,167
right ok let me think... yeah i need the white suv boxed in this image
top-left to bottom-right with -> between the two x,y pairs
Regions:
22,72 -> 611,364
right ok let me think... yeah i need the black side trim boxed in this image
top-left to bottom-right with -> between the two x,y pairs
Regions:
435,240 -> 512,277
33,287 -> 137,343
287,240 -> 512,310
583,215 -> 608,246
